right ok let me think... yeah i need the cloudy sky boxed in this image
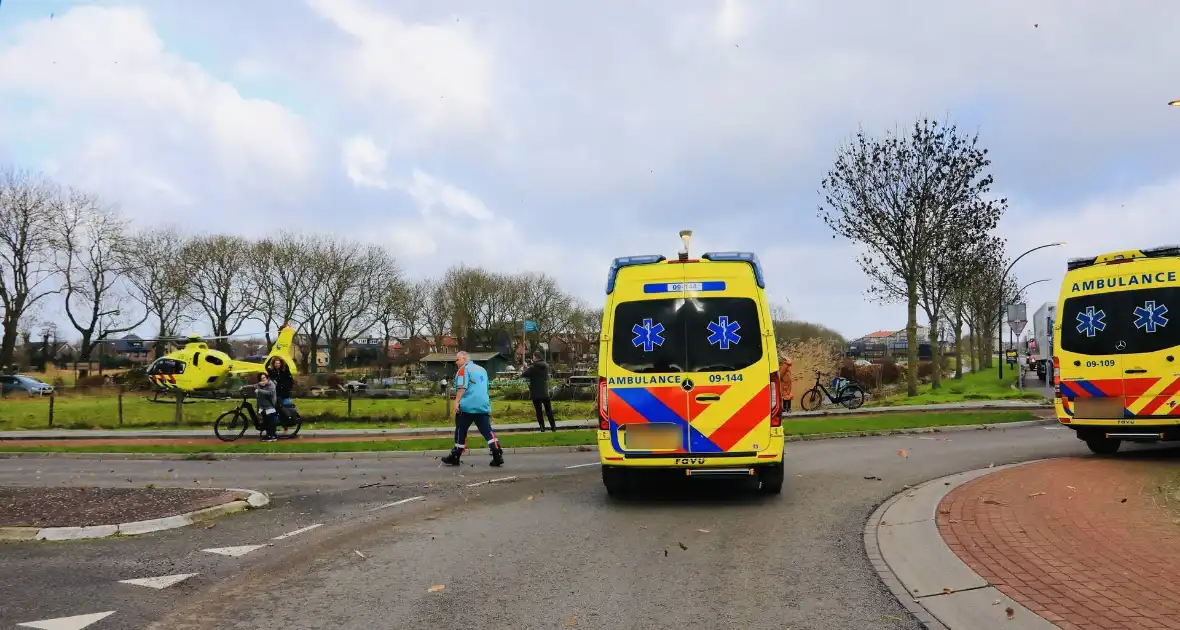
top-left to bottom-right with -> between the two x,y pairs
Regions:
2,0 -> 1179,341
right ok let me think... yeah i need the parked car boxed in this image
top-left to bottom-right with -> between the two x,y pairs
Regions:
343,380 -> 368,393
0,374 -> 54,397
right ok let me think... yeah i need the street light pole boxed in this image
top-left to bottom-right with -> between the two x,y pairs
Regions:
998,243 -> 1064,380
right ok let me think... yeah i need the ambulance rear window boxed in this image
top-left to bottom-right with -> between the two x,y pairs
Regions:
1060,287 -> 1180,356
611,297 -> 763,373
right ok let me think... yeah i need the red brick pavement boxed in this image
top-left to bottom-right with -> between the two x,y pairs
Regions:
937,458 -> 1180,630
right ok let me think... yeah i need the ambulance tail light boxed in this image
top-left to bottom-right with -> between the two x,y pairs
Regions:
1052,356 -> 1061,398
769,372 -> 783,427
598,377 -> 609,430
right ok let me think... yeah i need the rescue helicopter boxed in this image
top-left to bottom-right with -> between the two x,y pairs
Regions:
145,324 -> 298,395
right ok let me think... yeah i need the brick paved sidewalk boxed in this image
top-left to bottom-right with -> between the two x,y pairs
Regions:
938,457 -> 1180,630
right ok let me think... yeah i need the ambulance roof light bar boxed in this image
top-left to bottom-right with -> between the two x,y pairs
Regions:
606,255 -> 667,294
701,251 -> 767,288
1067,245 -> 1180,271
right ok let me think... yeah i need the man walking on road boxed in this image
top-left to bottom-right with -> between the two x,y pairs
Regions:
441,351 -> 505,467
521,354 -> 556,431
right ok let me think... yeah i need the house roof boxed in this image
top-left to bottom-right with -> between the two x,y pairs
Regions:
864,330 -> 893,338
420,352 -> 505,363
112,334 -> 147,353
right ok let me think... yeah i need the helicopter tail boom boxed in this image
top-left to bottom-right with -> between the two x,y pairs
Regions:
263,324 -> 299,375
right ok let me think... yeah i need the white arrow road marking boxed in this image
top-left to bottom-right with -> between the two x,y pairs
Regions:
366,496 -> 425,512
272,524 -> 322,540
564,462 -> 600,469
201,544 -> 267,557
465,476 -> 518,487
118,573 -> 199,589
18,611 -> 116,629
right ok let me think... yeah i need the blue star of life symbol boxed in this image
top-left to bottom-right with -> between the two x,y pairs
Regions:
706,316 -> 742,350
631,318 -> 665,352
1133,300 -> 1169,334
1075,306 -> 1107,338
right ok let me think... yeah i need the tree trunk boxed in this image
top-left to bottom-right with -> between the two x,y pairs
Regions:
953,308 -> 964,379
1,307 -> 21,369
929,316 -> 942,389
905,280 -> 919,397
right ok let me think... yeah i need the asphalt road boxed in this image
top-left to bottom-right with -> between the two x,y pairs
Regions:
0,423 -> 1115,630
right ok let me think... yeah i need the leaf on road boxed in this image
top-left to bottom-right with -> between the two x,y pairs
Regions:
354,550 -> 366,559
566,615 -> 578,627
942,587 -> 954,594
896,449 -> 908,458
664,549 -> 668,557
864,476 -> 882,481
678,542 -> 688,551
1006,606 -> 1015,619
988,463 -> 995,468
1066,485 -> 1076,490
993,600 -> 1002,605
1028,492 -> 1046,497
167,469 -> 174,473
527,496 -> 535,500
204,522 -> 216,530
983,499 -> 1006,506
938,509 -> 951,515
428,584 -> 445,593
697,529 -> 710,533
1121,498 -> 1128,503
948,519 -> 960,524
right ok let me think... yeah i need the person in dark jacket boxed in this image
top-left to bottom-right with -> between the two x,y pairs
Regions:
521,355 -> 556,431
266,357 -> 296,427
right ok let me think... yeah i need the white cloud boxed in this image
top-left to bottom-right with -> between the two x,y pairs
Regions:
305,0 -> 495,142
714,0 -> 748,45
0,5 -> 314,216
341,135 -> 390,189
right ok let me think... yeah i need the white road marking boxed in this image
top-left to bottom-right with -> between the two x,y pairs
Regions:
118,573 -> 199,590
201,544 -> 267,557
465,476 -> 518,487
272,524 -> 323,540
366,495 -> 425,512
564,462 -> 601,469
1044,426 -> 1063,430
17,611 -> 116,629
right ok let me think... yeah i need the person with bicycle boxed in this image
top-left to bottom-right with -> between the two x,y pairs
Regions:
267,357 -> 297,427
778,356 -> 794,413
254,373 -> 280,442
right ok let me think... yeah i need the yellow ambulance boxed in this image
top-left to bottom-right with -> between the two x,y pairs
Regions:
596,233 -> 784,496
1054,245 -> 1180,453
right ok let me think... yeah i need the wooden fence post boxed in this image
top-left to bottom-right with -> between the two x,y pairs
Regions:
348,390 -> 353,417
48,392 -> 55,428
175,393 -> 184,425
118,387 -> 124,426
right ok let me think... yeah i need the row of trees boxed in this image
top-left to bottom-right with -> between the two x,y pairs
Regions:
0,167 -> 602,373
820,118 -> 1021,396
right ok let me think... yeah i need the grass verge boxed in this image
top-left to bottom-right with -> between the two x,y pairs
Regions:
0,411 -> 1040,454
868,363 -> 1046,407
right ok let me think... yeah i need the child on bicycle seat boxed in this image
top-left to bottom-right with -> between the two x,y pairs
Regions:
255,373 -> 280,442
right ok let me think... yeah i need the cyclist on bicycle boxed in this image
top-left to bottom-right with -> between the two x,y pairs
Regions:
255,373 -> 280,442
778,356 -> 794,413
267,357 -> 297,426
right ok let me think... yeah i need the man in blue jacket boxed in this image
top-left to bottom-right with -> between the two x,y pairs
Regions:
441,351 -> 505,467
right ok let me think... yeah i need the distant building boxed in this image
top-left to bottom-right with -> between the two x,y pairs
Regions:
111,334 -> 152,364
418,352 -> 510,382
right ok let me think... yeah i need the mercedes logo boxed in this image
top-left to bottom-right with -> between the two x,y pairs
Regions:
1116,340 -> 1127,351
681,379 -> 695,392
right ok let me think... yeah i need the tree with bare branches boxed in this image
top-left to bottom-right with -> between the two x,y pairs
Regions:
0,168 -> 61,369
820,117 -> 1005,396
126,227 -> 194,358
54,191 -> 147,362
183,234 -> 254,353
248,233 -> 313,346
422,278 -> 452,354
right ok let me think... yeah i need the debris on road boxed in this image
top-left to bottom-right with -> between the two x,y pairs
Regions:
354,550 -> 366,560
1028,492 -> 1046,498
428,584 -> 445,593
0,486 -> 245,528
1006,606 -> 1015,619
678,542 -> 688,551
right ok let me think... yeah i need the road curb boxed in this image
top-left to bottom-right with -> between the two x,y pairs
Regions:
865,461 -> 1059,630
0,487 -> 269,542
0,419 -> 1057,460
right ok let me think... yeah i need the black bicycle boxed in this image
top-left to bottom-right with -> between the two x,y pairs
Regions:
214,395 -> 303,442
800,371 -> 866,411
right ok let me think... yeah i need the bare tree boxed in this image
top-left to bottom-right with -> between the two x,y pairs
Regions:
820,117 -> 1005,396
183,234 -> 253,353
421,277 -> 452,354
248,233 -> 313,345
443,265 -> 493,350
0,168 -> 60,368
518,272 -> 573,359
476,272 -> 527,354
126,227 -> 193,359
317,240 -> 395,371
54,190 -> 147,363
963,251 -> 1021,371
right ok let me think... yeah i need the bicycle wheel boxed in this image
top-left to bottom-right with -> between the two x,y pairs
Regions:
214,409 -> 249,442
839,385 -> 866,410
800,388 -> 824,411
278,415 -> 302,439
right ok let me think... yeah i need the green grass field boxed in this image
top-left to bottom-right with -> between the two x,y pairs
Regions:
0,393 -> 595,431
0,411 -> 1039,453
868,363 -> 1047,407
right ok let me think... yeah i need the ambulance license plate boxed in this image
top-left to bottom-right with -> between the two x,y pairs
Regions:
1073,398 -> 1126,419
624,423 -> 683,450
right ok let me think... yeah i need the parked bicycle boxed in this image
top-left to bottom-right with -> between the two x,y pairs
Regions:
799,371 -> 866,411
214,394 -> 303,442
